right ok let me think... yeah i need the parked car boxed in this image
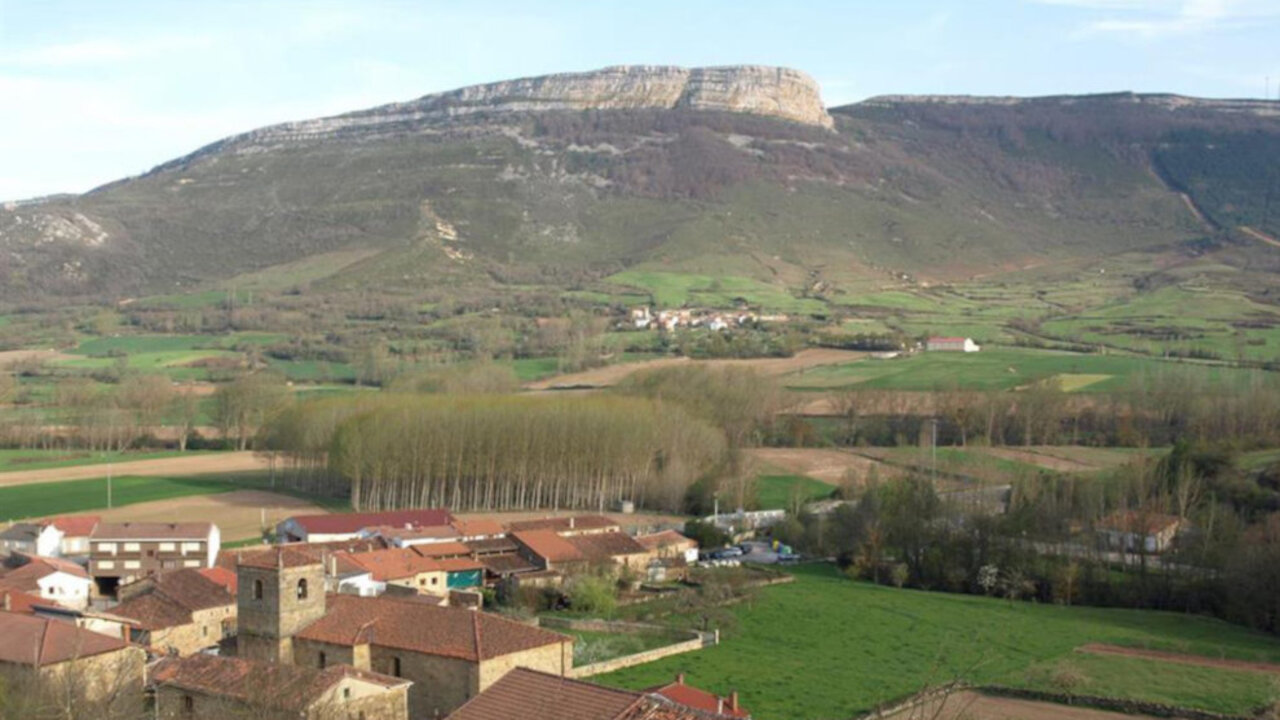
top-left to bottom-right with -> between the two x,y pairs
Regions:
777,553 -> 801,564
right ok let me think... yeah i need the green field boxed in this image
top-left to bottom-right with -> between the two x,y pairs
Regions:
604,270 -> 826,314
599,565 -> 1280,720
0,449 -> 199,474
0,472 -> 343,520
753,474 -> 836,510
785,347 -> 1259,392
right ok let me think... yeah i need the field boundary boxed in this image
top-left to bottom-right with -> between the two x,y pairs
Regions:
979,685 -> 1257,720
537,617 -> 713,678
1077,643 -> 1280,676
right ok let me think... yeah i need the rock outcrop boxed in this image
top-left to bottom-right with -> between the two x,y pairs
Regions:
174,66 -> 832,161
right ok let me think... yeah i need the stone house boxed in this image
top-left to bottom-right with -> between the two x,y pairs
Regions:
337,547 -> 449,597
636,530 -> 699,564
233,547 -> 574,719
0,553 -> 93,610
45,515 -> 100,558
152,652 -> 410,720
512,529 -> 650,574
112,568 -> 237,655
0,611 -> 146,714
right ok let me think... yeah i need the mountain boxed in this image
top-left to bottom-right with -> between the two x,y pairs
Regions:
2,66 -> 1279,301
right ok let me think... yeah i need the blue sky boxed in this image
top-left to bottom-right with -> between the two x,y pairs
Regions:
1,0 -> 1277,200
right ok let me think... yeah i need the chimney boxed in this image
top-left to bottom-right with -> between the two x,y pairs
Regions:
569,517 -> 575,530
676,673 -> 685,685
729,691 -> 739,713
3,592 -> 10,612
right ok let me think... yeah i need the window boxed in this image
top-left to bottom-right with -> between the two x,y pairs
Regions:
159,542 -> 175,551
123,542 -> 140,552
392,656 -> 402,678
97,542 -> 117,554
318,651 -> 326,669
123,560 -> 140,570
342,687 -> 350,700
183,560 -> 201,568
98,561 -> 115,570
431,577 -> 439,586
297,578 -> 308,600
253,579 -> 264,600
183,695 -> 194,715
181,542 -> 201,553
202,625 -> 208,638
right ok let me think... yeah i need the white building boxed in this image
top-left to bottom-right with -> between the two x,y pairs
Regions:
926,336 -> 981,352
0,522 -> 64,558
0,554 -> 93,610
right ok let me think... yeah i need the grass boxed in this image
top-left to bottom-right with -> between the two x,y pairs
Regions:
604,270 -> 825,314
0,449 -> 198,474
0,471 -> 350,520
597,565 -> 1280,720
785,347 -> 1258,392
753,474 -> 836,510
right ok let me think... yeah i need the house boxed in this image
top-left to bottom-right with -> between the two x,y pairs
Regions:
1098,511 -> 1185,554
0,611 -> 146,714
337,547 -> 449,597
29,604 -> 134,641
151,653 -> 410,720
511,529 -> 649,574
277,509 -> 454,543
630,307 -> 653,329
0,553 -> 93,610
648,674 -> 750,718
45,515 -> 100,558
0,521 -> 63,558
636,530 -> 699,564
112,568 -> 237,655
451,518 -> 506,542
446,667 -> 740,720
925,336 -> 981,352
369,523 -> 462,548
234,547 -> 574,719
89,522 -> 221,594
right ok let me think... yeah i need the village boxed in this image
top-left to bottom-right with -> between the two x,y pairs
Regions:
0,491 -> 1196,720
0,506 -> 769,719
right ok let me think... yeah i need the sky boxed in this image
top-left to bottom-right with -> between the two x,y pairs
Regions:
1,0 -> 1278,201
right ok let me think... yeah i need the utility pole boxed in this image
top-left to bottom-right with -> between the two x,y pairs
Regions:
107,462 -> 113,509
931,417 -> 938,484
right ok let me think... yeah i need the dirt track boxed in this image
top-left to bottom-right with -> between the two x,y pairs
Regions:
88,490 -> 326,541
0,349 -> 75,369
1079,643 -> 1280,675
0,451 -> 273,487
976,448 -> 1098,473
524,348 -> 865,390
743,447 -> 893,485
885,691 -> 1164,720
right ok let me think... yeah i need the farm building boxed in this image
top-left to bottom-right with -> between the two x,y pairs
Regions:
0,611 -> 147,712
926,336 -> 981,352
112,567 -> 237,656
0,521 -> 63,558
89,522 -> 221,593
0,553 -> 93,610
277,509 -> 454,543
1098,511 -> 1185,553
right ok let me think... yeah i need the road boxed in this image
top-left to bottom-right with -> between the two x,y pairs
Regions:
0,451 -> 274,487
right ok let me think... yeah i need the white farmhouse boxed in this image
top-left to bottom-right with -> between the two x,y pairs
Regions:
926,336 -> 981,352
0,554 -> 94,610
0,522 -> 64,558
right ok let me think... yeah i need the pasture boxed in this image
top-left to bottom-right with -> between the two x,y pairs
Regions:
599,565 -> 1280,720
0,449 -> 192,474
752,474 -> 836,511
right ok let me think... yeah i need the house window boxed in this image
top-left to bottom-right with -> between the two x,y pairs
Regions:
123,542 -> 140,552
98,561 -> 115,570
392,656 -> 402,677
297,578 -> 308,600
159,542 -> 175,552
98,542 -> 117,554
183,695 -> 194,715
318,651 -> 326,669
343,688 -> 350,700
253,579 -> 264,600
123,561 -> 140,570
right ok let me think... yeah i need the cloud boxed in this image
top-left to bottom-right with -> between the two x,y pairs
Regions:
1033,0 -> 1280,39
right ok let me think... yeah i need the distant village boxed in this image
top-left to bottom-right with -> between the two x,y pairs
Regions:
0,508 -> 757,720
626,306 -> 791,332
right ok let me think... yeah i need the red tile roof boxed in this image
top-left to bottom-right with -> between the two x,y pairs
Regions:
122,568 -> 235,613
91,522 -> 214,541
152,654 -> 408,713
565,533 -> 649,561
447,667 -> 641,720
0,554 -> 89,593
636,531 -> 696,551
411,541 -> 474,558
287,509 -> 453,535
112,592 -> 193,630
446,668 -> 719,720
0,611 -> 132,666
0,588 -> 46,613
197,566 -> 238,594
295,594 -> 569,661
648,677 -> 749,718
1098,511 -> 1184,535
478,553 -> 537,575
435,557 -> 484,573
44,515 -> 101,537
512,530 -> 585,563
452,518 -> 506,538
340,548 -> 443,582
236,546 -> 323,570
506,516 -> 619,534
465,537 -> 519,555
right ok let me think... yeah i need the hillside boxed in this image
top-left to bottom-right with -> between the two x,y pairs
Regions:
1,68 -> 1278,303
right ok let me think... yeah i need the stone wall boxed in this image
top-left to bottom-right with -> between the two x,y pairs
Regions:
369,645 -> 476,719
537,617 -> 711,679
149,604 -> 234,656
